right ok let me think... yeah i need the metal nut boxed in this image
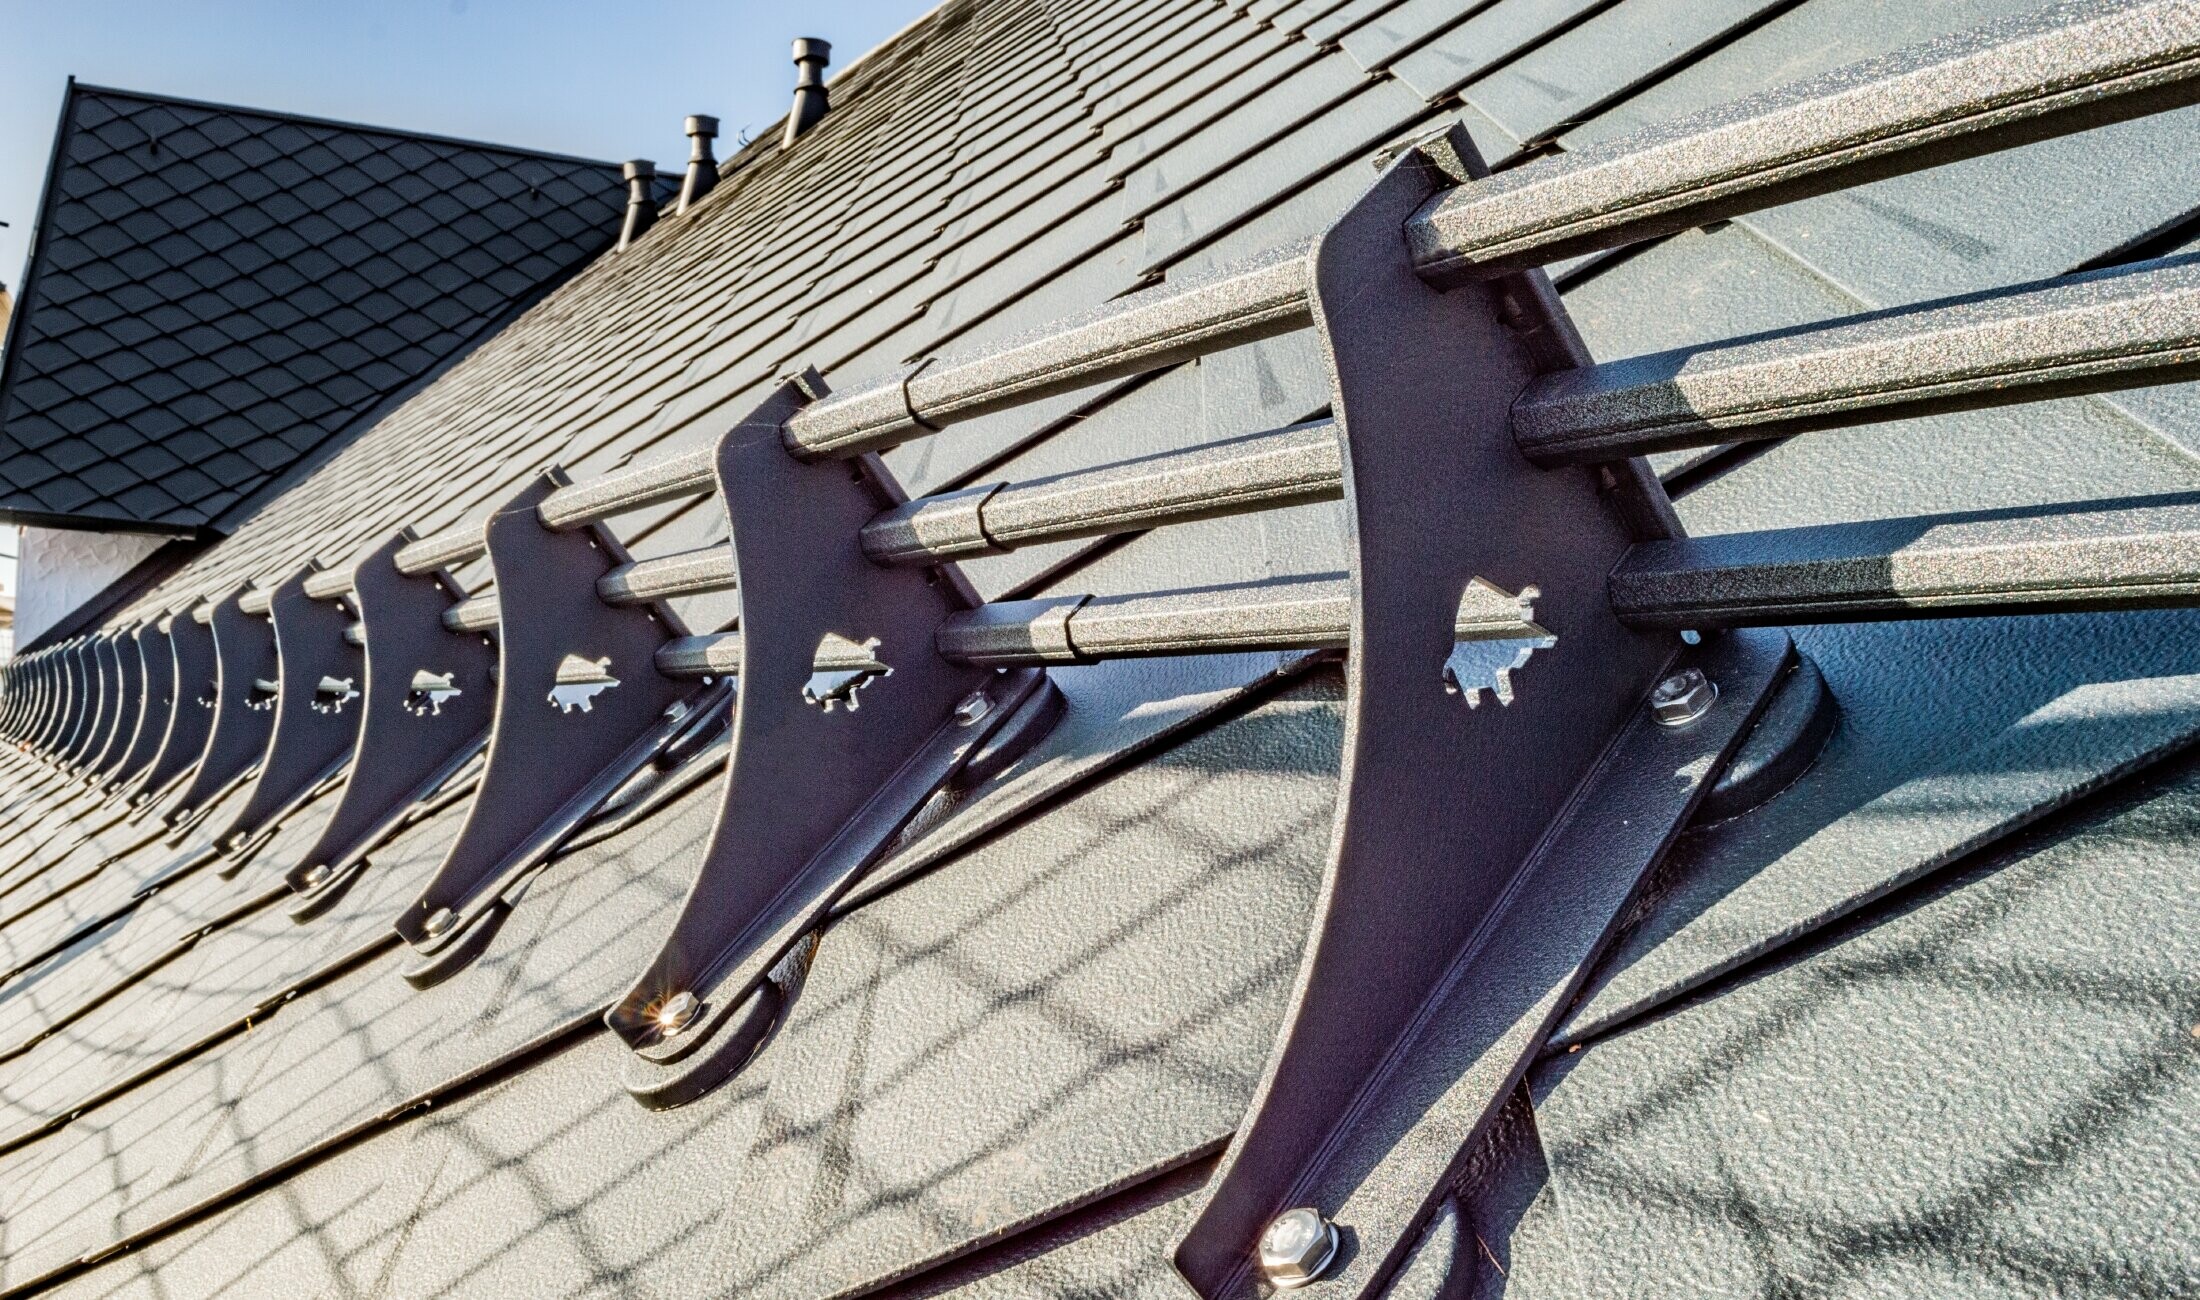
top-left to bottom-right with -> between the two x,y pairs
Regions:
1650,669 -> 1717,727
1259,1207 -> 1339,1289
421,906 -> 455,938
301,863 -> 333,888
953,690 -> 992,726
657,990 -> 701,1034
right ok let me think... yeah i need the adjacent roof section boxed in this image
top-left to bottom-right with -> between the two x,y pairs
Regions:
0,84 -> 628,534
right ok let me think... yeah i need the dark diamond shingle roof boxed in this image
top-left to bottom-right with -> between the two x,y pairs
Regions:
0,85 -> 627,532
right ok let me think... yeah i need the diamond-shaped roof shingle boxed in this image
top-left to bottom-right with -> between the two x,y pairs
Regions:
0,84 -> 627,533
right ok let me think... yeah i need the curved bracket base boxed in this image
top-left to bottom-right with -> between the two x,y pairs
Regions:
610,378 -> 1042,1098
398,473 -> 695,955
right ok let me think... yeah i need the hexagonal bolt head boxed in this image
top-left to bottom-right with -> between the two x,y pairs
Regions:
422,906 -> 456,938
1650,669 -> 1718,727
1259,1207 -> 1340,1290
954,690 -> 993,726
657,990 -> 701,1034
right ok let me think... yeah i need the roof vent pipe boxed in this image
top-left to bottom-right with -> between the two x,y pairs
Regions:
618,160 -> 658,251
783,38 -> 832,148
678,116 -> 720,214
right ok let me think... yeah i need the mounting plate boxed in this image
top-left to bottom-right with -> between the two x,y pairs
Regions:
167,590 -> 277,823
130,611 -> 216,806
396,472 -> 698,955
220,567 -> 365,848
608,375 -> 1037,1108
1173,143 -> 1763,1300
288,531 -> 496,897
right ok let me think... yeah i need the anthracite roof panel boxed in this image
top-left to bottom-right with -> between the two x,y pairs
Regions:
6,0 -> 2200,1296
1464,0 -> 1792,147
1527,748 -> 2200,1296
0,85 -> 625,534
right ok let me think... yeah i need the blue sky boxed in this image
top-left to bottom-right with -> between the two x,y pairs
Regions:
0,0 -> 935,287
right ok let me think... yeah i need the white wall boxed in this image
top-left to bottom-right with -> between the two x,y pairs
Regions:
14,525 -> 164,647
0,526 -> 15,659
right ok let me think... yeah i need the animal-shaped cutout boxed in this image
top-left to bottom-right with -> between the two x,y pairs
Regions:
405,670 -> 462,717
548,654 -> 620,714
803,634 -> 891,712
312,675 -> 359,714
246,676 -> 280,711
1442,579 -> 1556,709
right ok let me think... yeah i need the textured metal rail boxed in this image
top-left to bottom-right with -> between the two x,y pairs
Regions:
1409,0 -> 2200,283
440,594 -> 503,634
301,567 -> 355,600
862,420 -> 1344,564
536,448 -> 717,530
393,527 -> 488,577
393,452 -> 717,581
1516,255 -> 2200,463
1611,500 -> 2200,626
936,574 -> 1546,666
598,546 -> 737,606
783,243 -> 1315,459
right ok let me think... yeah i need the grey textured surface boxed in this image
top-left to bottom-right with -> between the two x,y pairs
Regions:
0,86 -> 625,531
1524,746 -> 2200,1298
1,0 -> 2199,1297
712,675 -> 1342,1298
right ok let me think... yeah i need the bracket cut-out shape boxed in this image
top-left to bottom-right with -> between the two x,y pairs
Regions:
247,677 -> 280,711
312,676 -> 360,714
1443,579 -> 1555,708
405,669 -> 464,717
802,633 -> 890,712
548,654 -> 620,713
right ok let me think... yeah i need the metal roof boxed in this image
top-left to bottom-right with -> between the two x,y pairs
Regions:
0,85 -> 628,533
1,1 -> 2198,1298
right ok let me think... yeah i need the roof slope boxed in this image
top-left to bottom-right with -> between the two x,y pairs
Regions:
2,1 -> 2198,1298
0,85 -> 626,532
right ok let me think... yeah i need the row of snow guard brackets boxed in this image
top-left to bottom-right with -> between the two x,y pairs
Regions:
582,113 -> 1779,1291
213,567 -> 367,856
3,633 -> 85,756
13,620 -> 168,795
284,531 -> 494,918
385,464 -> 717,984
163,590 -> 278,834
530,86 -> 1804,1182
113,620 -> 177,795
88,625 -> 145,781
379,365 -> 1053,1017
129,609 -> 217,810
604,378 -> 1048,1109
0,8 -> 2184,1293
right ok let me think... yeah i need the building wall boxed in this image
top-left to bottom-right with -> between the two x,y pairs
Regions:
0,526 -> 15,659
14,525 -> 163,647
